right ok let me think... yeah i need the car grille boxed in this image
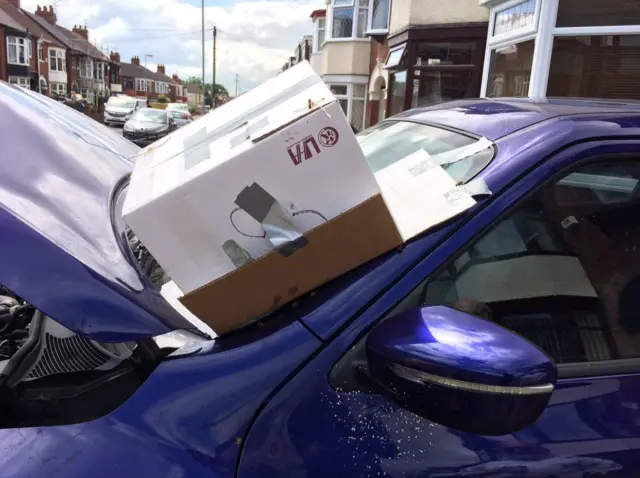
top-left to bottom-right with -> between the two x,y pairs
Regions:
108,111 -> 126,117
125,130 -> 162,140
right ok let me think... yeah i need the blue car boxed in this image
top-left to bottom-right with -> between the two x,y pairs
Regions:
2,80 -> 640,478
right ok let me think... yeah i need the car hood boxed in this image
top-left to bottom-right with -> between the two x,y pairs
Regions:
125,120 -> 168,131
0,81 -> 194,342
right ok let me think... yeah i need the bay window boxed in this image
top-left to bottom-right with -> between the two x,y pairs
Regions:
482,0 -> 640,99
328,83 -> 367,131
49,49 -> 66,72
330,0 -> 369,39
94,61 -> 104,82
38,42 -> 43,62
8,77 -> 30,89
316,18 -> 326,51
7,37 -> 30,66
51,83 -> 67,96
367,0 -> 390,33
79,58 -> 93,78
135,78 -> 146,92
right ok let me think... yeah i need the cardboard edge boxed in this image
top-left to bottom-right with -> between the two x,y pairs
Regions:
179,193 -> 393,299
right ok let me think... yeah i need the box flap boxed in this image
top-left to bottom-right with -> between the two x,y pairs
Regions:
374,149 -> 477,241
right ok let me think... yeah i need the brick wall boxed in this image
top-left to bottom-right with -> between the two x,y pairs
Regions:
0,26 -> 6,81
365,37 -> 389,128
39,43 -> 50,94
66,51 -> 76,93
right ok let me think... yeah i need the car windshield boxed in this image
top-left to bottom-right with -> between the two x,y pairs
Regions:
107,97 -> 136,108
357,120 -> 495,184
132,109 -> 167,124
167,103 -> 188,110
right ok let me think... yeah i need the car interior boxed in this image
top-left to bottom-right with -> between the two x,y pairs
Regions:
422,159 -> 640,365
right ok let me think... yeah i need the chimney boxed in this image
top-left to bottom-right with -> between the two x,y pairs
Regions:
172,74 -> 181,84
72,24 -> 88,40
7,0 -> 21,8
110,51 -> 121,63
131,56 -> 140,66
156,64 -> 166,75
35,5 -> 57,25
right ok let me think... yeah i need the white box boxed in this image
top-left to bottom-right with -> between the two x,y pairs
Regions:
122,61 -> 382,294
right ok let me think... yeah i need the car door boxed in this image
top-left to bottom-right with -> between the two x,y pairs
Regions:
238,140 -> 640,478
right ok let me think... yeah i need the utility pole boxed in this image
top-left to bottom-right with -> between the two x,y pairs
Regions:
212,26 -> 217,109
201,0 -> 206,114
235,73 -> 239,97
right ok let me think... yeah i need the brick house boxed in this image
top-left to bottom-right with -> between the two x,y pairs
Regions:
27,5 -> 115,104
0,0 -> 67,96
171,73 -> 188,103
281,35 -> 312,72
118,56 -> 157,98
0,6 -> 28,87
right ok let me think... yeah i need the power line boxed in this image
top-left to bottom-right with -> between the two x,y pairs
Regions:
103,28 -> 215,44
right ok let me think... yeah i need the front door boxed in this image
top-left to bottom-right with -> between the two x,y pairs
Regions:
238,144 -> 640,477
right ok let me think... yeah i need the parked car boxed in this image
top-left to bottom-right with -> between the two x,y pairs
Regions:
167,109 -> 193,127
123,108 -> 177,146
4,81 -> 640,478
104,95 -> 140,126
166,102 -> 189,112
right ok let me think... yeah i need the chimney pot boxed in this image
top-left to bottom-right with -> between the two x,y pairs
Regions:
34,4 -> 57,24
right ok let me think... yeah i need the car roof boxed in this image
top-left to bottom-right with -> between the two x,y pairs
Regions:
395,97 -> 640,141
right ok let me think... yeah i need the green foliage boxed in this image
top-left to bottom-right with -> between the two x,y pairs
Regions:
156,94 -> 169,103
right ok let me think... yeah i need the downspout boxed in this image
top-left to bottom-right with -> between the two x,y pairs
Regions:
37,37 -> 42,94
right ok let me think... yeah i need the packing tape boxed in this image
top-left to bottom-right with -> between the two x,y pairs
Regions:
175,74 -> 326,170
444,178 -> 492,208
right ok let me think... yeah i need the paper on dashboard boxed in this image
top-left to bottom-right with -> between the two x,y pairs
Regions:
374,149 -> 477,241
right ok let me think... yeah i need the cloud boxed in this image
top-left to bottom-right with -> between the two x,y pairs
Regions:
21,0 -> 322,92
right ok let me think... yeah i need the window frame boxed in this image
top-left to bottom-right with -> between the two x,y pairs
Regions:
484,35 -> 537,98
329,0 -> 370,41
79,57 -> 93,79
488,0 -> 542,48
316,17 -> 326,52
49,48 -> 66,72
7,36 -> 30,66
8,76 -> 30,88
366,0 -> 391,35
327,82 -> 368,131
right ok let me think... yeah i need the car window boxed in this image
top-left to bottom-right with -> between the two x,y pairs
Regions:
107,97 -> 136,108
132,109 -> 167,123
414,159 -> 640,365
170,111 -> 185,119
357,120 -> 494,184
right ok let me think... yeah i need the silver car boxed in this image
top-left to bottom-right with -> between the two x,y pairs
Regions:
167,108 -> 193,127
103,96 -> 139,126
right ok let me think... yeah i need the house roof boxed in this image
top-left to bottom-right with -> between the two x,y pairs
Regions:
0,2 -> 62,47
25,12 -> 108,60
185,83 -> 203,94
310,9 -> 326,19
152,70 -> 178,86
0,7 -> 26,32
119,61 -> 157,80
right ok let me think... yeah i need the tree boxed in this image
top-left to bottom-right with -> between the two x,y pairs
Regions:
184,78 -> 229,99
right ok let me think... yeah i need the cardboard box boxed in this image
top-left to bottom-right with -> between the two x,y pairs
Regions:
124,62 -> 480,336
180,194 -> 402,334
122,61 -> 383,293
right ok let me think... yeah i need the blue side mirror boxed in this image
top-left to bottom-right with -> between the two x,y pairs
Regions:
365,306 -> 556,436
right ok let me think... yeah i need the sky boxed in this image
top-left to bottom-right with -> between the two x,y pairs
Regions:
20,0 -> 323,94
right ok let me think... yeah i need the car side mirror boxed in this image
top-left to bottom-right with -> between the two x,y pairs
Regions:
365,305 -> 556,436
